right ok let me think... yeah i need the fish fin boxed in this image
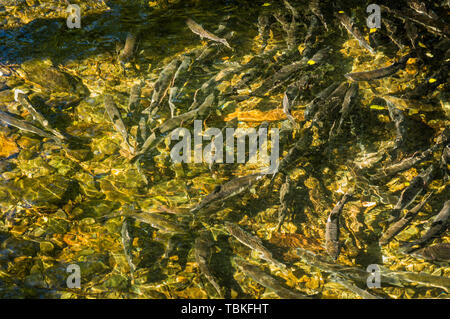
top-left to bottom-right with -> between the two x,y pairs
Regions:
398,240 -> 417,252
141,106 -> 152,114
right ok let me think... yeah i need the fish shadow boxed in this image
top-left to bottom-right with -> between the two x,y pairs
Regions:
212,234 -> 245,298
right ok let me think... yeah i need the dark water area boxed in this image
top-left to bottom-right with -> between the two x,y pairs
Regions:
0,0 -> 448,299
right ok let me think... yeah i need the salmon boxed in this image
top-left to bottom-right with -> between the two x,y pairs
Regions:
186,18 -> 232,49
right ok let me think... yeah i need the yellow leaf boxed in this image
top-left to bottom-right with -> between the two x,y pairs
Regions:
272,48 -> 282,62
369,28 -> 377,33
111,169 -> 121,176
370,105 -> 386,110
362,201 -> 377,208
14,256 -> 30,263
175,287 -> 207,299
262,3 -> 271,6
269,232 -> 323,251
428,78 -> 437,83
338,11 -> 344,13
305,277 -> 320,289
418,42 -> 427,48
241,55 -> 253,64
307,60 -> 316,65
176,276 -> 188,283
0,133 -> 19,158
405,63 -> 418,75
224,108 -> 304,122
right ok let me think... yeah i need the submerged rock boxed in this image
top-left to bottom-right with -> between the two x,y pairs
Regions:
18,59 -> 89,96
0,133 -> 18,158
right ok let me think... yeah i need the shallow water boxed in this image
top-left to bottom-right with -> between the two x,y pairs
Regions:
0,0 -> 449,299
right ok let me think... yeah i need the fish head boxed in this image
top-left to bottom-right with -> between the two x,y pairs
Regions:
220,39 -> 232,50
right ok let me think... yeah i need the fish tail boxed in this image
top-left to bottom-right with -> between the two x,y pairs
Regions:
398,241 -> 418,253
190,205 -> 201,213
221,39 -> 232,50
141,106 -> 152,114
378,237 -> 388,246
129,153 -> 142,164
